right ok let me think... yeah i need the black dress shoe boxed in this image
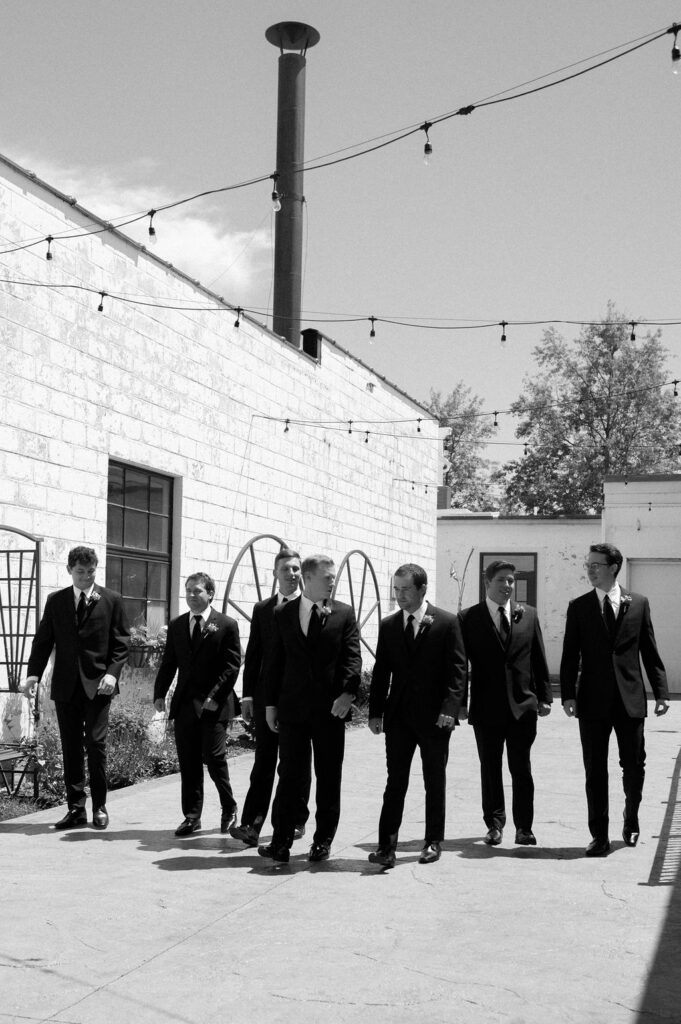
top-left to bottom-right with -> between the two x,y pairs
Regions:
419,842 -> 442,864
220,808 -> 237,834
175,818 -> 201,837
368,847 -> 396,868
92,807 -> 109,830
229,823 -> 260,846
622,827 -> 640,847
515,829 -> 537,846
293,824 -> 306,841
308,842 -> 330,862
483,827 -> 503,846
257,842 -> 289,863
585,837 -> 611,857
54,809 -> 88,830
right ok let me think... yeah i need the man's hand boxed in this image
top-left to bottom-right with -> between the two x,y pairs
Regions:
436,712 -> 456,730
21,676 -> 38,698
240,696 -> 254,724
368,716 -> 383,735
538,702 -> 552,718
655,699 -> 670,716
153,698 -> 165,713
266,706 -> 279,733
97,673 -> 117,696
331,693 -> 354,719
202,697 -> 218,712
563,699 -> 577,718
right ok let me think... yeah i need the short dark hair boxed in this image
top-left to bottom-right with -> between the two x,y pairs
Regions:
589,543 -> 623,576
67,546 -> 98,569
274,547 -> 301,569
394,563 -> 428,589
185,572 -> 216,597
301,554 -> 335,577
484,560 -> 515,582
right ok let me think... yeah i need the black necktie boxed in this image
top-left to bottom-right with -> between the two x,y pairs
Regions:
405,613 -> 416,650
76,591 -> 87,627
191,614 -> 203,652
498,607 -> 510,640
603,596 -> 617,640
307,603 -> 321,645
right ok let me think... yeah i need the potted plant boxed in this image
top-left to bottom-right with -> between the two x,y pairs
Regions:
128,623 -> 167,669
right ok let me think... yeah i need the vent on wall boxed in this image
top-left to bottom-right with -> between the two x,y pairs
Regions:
301,328 -> 321,361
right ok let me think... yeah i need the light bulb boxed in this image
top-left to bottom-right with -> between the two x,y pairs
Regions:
673,46 -> 681,73
271,191 -> 281,213
423,142 -> 433,166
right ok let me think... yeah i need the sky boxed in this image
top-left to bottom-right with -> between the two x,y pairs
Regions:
1,0 -> 680,462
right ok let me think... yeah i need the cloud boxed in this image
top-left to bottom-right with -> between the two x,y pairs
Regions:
12,154 -> 273,304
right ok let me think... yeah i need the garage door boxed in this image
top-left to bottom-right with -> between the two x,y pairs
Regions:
628,559 -> 681,695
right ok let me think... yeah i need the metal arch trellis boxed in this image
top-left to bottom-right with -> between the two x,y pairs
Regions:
0,525 -> 43,798
332,549 -> 382,660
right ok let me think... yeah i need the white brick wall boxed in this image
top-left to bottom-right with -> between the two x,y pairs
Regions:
0,156 -> 440,662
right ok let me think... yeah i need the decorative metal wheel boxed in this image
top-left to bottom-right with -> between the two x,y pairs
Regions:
332,549 -> 382,660
221,533 -> 288,626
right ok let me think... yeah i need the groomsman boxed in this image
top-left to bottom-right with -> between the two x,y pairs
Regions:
24,545 -> 130,830
368,563 -> 467,867
230,547 -> 310,846
560,543 -> 669,856
260,554 -> 361,864
154,572 -> 241,836
459,560 -> 551,848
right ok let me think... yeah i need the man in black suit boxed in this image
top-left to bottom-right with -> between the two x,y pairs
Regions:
368,563 -> 467,868
259,554 -> 362,864
23,545 -> 130,830
459,560 -> 552,848
153,572 -> 241,837
560,542 -> 669,856
229,547 -> 310,847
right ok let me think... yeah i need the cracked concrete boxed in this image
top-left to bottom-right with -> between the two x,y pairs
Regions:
1,709 -> 680,1024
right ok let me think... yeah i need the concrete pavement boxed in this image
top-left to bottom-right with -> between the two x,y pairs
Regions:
1,707 -> 680,1024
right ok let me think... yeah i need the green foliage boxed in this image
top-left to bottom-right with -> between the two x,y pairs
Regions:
427,384 -> 498,510
497,307 -> 681,514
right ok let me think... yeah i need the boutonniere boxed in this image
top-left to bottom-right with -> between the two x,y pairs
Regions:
621,594 -> 632,613
320,604 -> 332,620
421,614 -> 435,628
89,590 -> 101,604
205,622 -> 219,634
512,605 -> 525,624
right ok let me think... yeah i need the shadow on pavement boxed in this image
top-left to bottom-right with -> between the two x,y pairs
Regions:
635,745 -> 681,1022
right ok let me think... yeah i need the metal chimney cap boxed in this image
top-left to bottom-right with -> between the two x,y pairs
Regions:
266,21 -> 320,53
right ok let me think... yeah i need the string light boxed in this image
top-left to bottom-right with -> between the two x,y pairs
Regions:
45,236 -> 53,261
284,418 -> 290,433
369,317 -> 376,339
500,321 -> 507,346
97,291 -> 106,313
147,210 -> 157,244
493,411 -> 499,427
630,320 -> 636,341
524,442 -> 529,456
670,24 -> 680,72
365,431 -> 369,444
674,380 -> 679,397
348,420 -> 353,434
234,307 -> 242,329
421,121 -> 433,165
270,173 -> 281,213
417,419 -> 422,433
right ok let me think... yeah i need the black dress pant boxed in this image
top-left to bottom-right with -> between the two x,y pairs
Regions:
473,712 -> 537,831
378,712 -> 451,848
240,698 -> 310,834
55,686 -> 111,810
272,714 -> 346,851
578,700 -> 646,840
173,700 -> 236,821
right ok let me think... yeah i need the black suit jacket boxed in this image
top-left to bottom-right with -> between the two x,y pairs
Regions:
265,597 -> 362,723
560,589 -> 668,719
153,608 -> 241,723
459,601 -> 551,725
369,603 -> 467,731
242,595 -> 278,705
27,585 -> 130,700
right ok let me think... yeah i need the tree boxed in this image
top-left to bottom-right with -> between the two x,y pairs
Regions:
428,384 -> 497,509
497,307 -> 681,514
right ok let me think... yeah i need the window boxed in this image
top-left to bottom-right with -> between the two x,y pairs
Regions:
106,461 -> 173,632
479,553 -> 537,606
